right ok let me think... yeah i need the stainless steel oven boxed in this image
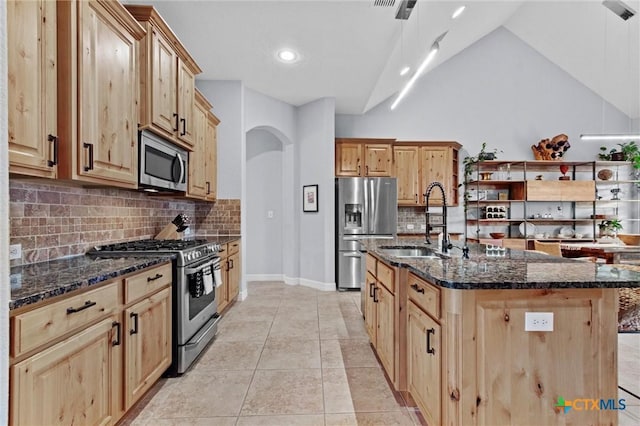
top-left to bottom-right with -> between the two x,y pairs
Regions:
139,130 -> 188,192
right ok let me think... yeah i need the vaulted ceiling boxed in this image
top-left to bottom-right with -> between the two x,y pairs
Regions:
124,0 -> 640,119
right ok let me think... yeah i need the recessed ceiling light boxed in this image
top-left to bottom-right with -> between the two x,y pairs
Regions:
400,66 -> 410,76
452,5 -> 466,19
277,49 -> 298,63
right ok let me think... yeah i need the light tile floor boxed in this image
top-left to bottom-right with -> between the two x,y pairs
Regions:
126,282 -> 640,426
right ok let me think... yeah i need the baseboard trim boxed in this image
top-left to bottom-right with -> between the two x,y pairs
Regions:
245,274 -> 284,282
246,274 -> 335,292
298,277 -> 336,292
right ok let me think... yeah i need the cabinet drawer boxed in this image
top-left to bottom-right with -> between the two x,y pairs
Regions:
366,253 -> 377,275
377,261 -> 395,293
407,273 -> 440,319
11,282 -> 118,358
526,181 -> 595,201
124,263 -> 173,304
228,240 -> 241,256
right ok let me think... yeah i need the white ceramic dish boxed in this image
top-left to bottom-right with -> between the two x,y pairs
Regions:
559,227 -> 575,238
519,222 -> 537,237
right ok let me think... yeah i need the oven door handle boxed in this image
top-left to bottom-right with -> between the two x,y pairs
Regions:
184,258 -> 219,275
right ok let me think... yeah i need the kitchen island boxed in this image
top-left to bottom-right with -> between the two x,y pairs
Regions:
361,238 -> 639,426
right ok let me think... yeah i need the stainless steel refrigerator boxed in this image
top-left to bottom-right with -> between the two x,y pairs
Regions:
335,177 -> 397,291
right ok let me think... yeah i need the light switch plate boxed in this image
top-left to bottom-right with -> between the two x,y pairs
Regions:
407,224 -> 415,230
525,312 -> 554,331
9,244 -> 22,260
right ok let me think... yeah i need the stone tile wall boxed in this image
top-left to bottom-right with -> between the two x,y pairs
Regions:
9,179 -> 240,266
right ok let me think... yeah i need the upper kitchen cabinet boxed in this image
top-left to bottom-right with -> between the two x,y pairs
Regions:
205,111 -> 220,201
125,5 -> 202,150
187,90 -> 211,199
335,138 -> 394,177
394,142 -> 461,206
56,0 -> 146,189
7,0 -> 58,179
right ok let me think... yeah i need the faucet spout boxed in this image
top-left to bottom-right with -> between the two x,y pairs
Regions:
424,182 -> 449,253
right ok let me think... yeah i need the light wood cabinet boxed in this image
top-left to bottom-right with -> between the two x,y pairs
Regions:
188,90 -> 219,201
335,138 -> 394,177
394,142 -> 461,206
126,5 -> 202,150
364,254 -> 396,383
9,262 -> 172,425
205,111 -> 221,201
217,239 -> 242,313
56,0 -> 145,189
124,287 -> 171,409
7,0 -> 58,179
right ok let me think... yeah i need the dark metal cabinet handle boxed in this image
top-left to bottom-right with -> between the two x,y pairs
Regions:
357,164 -> 361,175
410,283 -> 425,294
180,118 -> 186,136
173,113 -> 179,131
83,142 -> 94,171
47,134 -> 58,166
130,312 -> 139,335
112,321 -> 121,346
229,259 -> 234,269
226,260 -> 230,271
206,181 -> 211,195
365,165 -> 369,175
66,300 -> 96,315
415,194 -> 418,203
373,286 -> 379,303
369,282 -> 375,297
426,327 -> 436,355
147,273 -> 163,282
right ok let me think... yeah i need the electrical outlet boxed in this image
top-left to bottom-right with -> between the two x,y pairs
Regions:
9,244 -> 22,260
267,210 -> 274,219
183,227 -> 192,236
406,224 -> 415,230
420,224 -> 427,230
10,273 -> 22,290
525,312 -> 554,332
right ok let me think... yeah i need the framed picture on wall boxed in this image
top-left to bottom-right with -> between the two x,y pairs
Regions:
303,185 -> 319,212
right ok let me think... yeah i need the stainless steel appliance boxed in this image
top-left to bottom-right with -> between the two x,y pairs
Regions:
89,238 -> 221,375
335,177 -> 397,294
139,130 -> 188,192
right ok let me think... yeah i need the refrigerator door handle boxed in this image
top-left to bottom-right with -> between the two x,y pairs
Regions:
368,178 -> 375,234
342,252 -> 361,258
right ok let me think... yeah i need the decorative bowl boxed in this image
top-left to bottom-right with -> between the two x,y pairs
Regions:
597,169 -> 613,181
489,232 -> 505,239
618,234 -> 640,246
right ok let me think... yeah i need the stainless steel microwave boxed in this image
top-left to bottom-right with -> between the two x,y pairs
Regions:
139,130 -> 188,192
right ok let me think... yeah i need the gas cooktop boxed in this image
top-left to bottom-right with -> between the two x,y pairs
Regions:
95,239 -> 209,252
89,238 -> 220,266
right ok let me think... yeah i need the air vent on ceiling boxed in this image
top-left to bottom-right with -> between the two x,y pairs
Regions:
395,0 -> 417,20
373,0 -> 395,7
603,0 -> 636,21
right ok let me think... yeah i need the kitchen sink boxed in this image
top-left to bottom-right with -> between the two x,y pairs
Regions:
378,246 -> 440,259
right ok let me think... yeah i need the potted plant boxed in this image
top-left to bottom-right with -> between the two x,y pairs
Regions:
599,218 -> 623,237
599,141 -> 640,167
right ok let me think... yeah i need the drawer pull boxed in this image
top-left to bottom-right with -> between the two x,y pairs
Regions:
66,300 -> 96,315
426,327 -> 436,355
130,312 -> 139,335
112,321 -> 121,346
147,273 -> 163,282
411,283 -> 425,294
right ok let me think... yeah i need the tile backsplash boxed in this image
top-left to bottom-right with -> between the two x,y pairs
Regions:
9,179 -> 240,266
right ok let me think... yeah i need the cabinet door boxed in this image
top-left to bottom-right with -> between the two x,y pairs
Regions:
364,272 -> 377,346
150,28 -> 178,137
408,302 -> 441,426
10,317 -> 118,426
124,287 -> 171,409
177,58 -> 196,147
364,144 -> 393,177
187,100 -> 208,198
7,0 -> 57,178
205,114 -> 219,201
335,142 -> 363,176
78,0 -> 139,186
420,147 -> 451,206
376,284 -> 395,380
394,146 -> 420,205
227,252 -> 241,301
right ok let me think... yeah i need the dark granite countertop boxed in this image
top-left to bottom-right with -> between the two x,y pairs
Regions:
361,237 -> 640,290
9,255 -> 174,311
196,235 -> 241,245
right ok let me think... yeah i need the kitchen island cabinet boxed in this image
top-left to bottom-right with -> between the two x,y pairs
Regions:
360,238 -> 637,425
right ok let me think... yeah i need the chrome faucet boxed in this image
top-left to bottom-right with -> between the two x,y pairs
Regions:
424,182 -> 451,253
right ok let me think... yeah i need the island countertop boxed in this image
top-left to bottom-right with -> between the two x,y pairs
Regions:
361,237 -> 640,290
9,255 -> 175,311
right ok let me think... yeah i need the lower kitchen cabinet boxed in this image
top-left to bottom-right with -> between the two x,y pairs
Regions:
9,262 -> 172,425
364,254 -> 396,385
10,317 -> 120,425
217,239 -> 242,313
124,287 -> 172,409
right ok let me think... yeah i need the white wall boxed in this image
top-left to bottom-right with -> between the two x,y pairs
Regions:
1,0 -> 9,421
195,80 -> 244,199
336,27 -> 634,161
296,98 -> 336,288
246,129 -> 283,276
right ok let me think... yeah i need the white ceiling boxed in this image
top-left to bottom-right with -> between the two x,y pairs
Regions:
125,0 -> 640,118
